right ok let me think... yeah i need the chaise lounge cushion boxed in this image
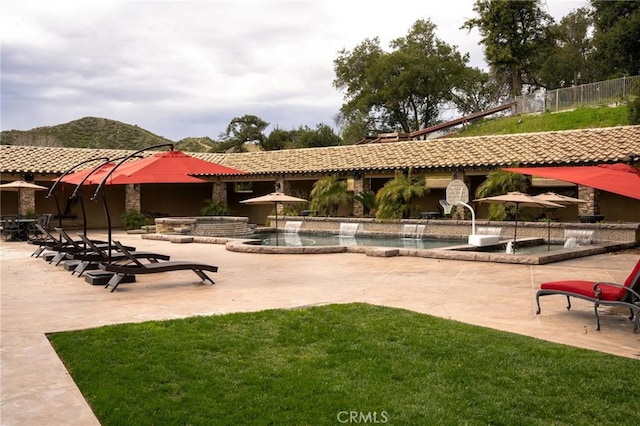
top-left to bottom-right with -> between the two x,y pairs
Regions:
540,280 -> 625,301
540,258 -> 640,302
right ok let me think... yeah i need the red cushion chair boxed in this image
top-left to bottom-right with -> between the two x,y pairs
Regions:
535,257 -> 640,332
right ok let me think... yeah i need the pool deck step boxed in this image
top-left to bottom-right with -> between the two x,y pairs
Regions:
366,248 -> 400,257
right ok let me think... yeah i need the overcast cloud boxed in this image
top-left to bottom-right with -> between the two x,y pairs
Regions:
1,0 -> 586,141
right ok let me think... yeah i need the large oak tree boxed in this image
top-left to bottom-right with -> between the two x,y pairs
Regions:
590,0 -> 640,79
462,0 -> 555,96
333,19 -> 469,134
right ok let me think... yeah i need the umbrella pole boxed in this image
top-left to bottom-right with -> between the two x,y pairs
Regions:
79,196 -> 88,237
547,211 -> 551,251
275,202 -> 279,246
101,194 -> 112,263
513,204 -> 519,253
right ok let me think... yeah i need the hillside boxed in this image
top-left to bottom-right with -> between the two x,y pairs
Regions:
451,105 -> 629,138
0,105 -> 632,152
0,117 -> 212,152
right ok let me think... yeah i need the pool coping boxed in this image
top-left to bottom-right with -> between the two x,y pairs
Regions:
141,233 -> 635,265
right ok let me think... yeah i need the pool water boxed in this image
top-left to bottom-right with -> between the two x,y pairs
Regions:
251,232 -> 463,249
249,232 -> 572,254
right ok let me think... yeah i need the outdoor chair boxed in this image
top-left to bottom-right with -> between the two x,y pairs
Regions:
535,257 -> 640,332
28,222 -> 62,257
29,214 -> 52,237
100,240 -> 217,292
70,233 -> 170,276
2,216 -> 24,241
49,227 -> 129,266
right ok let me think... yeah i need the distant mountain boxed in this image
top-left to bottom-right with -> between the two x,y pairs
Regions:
0,117 -> 214,152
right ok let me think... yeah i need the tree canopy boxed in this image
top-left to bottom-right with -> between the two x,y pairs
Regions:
262,124 -> 342,150
333,19 -> 469,134
462,0 -> 556,96
538,7 -> 594,89
590,0 -> 640,78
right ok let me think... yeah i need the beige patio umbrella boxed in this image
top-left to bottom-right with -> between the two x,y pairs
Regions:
240,192 -> 308,246
474,192 -> 564,250
0,180 -> 48,216
534,192 -> 587,250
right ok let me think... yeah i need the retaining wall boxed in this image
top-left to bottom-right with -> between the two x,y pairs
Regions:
272,216 -> 640,244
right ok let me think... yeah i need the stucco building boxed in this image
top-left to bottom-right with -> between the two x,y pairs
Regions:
2,125 -> 640,228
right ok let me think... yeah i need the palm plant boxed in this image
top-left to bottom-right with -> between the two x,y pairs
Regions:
375,170 -> 427,220
476,168 -> 530,220
310,175 -> 352,216
354,190 -> 377,217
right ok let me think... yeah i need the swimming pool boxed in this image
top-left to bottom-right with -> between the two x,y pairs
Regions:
250,232 -> 464,249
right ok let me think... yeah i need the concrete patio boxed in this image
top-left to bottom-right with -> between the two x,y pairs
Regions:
1,230 -> 639,425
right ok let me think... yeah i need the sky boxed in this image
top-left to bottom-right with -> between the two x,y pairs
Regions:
1,0 -> 587,141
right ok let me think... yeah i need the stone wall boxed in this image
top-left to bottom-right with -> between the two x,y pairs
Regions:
154,216 -> 253,236
272,216 -> 640,244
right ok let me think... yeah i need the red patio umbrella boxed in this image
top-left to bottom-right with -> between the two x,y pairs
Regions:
58,162 -> 117,186
503,163 -> 640,201
93,150 -> 244,184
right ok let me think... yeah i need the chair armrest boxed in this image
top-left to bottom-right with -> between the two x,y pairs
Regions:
593,281 -> 640,303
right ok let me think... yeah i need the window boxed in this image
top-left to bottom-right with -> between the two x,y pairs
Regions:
234,182 -> 254,193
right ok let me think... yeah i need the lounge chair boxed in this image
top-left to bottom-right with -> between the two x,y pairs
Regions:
535,257 -> 640,332
50,227 -> 129,266
29,224 -> 64,257
100,240 -> 217,292
70,233 -> 170,276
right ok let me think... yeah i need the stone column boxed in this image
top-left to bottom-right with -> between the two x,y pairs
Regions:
577,185 -> 599,215
352,174 -> 365,217
450,171 -> 470,220
212,181 -> 227,202
125,184 -> 141,212
19,190 -> 36,216
275,176 -> 288,214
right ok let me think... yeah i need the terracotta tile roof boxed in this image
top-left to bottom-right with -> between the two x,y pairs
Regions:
2,126 -> 639,177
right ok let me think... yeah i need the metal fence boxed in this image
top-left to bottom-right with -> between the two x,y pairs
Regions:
515,75 -> 640,114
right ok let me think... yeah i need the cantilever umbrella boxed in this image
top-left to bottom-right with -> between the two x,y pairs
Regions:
89,150 -> 245,184
58,163 -> 117,186
0,180 -> 48,216
77,147 -> 245,260
474,192 -> 563,249
503,163 -> 640,201
240,192 -> 308,246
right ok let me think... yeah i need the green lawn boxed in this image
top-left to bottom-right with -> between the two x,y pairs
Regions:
48,303 -> 639,425
455,105 -> 629,137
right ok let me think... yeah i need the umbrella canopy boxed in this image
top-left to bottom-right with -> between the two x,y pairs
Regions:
503,163 -> 640,201
0,180 -> 48,216
532,192 -> 587,206
474,192 -> 563,249
58,163 -> 117,186
240,192 -> 308,205
0,181 -> 48,192
240,192 -> 308,246
474,192 -> 564,209
93,150 -> 245,185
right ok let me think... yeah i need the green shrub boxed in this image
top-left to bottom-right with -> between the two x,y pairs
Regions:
628,95 -> 640,124
121,209 -> 150,230
200,199 -> 230,216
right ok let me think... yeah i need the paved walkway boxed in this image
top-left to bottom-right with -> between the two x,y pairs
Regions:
2,231 -> 639,425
